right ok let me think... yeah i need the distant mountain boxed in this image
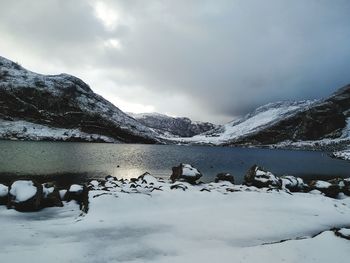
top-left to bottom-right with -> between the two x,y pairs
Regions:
129,112 -> 217,137
0,56 -> 159,143
171,85 -> 350,151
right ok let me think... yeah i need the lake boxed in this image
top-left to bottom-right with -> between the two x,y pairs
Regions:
0,140 -> 349,187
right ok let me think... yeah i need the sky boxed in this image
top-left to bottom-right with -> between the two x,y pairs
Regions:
0,0 -> 350,124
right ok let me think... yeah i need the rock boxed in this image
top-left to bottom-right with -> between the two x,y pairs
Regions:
137,173 -> 158,185
0,184 -> 8,205
244,165 -> 281,188
42,182 -> 63,208
105,175 -> 117,182
309,178 -> 350,198
64,184 -> 89,212
280,175 -> 308,192
215,173 -> 234,184
170,183 -> 188,191
7,180 -> 43,212
170,163 -> 202,184
334,228 -> 350,240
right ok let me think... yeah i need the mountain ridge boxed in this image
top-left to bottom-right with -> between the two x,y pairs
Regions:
0,56 -> 159,143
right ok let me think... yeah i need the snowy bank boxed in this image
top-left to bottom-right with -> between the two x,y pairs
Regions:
1,164 -> 350,262
0,173 -> 350,263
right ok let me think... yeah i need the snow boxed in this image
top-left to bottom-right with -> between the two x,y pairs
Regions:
332,149 -> 350,161
0,56 -> 160,143
313,180 -> 332,189
9,180 -> 37,202
0,119 -> 118,142
69,184 -> 84,193
1,176 -> 350,262
182,164 -> 201,177
0,184 -> 8,197
166,101 -> 315,145
42,185 -> 54,198
338,228 -> 350,236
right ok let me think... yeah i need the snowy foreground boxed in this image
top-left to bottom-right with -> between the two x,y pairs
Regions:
1,175 -> 350,263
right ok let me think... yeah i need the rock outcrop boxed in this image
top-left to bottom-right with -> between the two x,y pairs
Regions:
7,180 -> 43,212
170,163 -> 202,184
215,173 -> 235,184
244,165 -> 281,188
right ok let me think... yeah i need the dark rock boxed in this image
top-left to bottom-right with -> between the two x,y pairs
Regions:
334,228 -> 350,240
170,183 -> 188,191
215,173 -> 234,184
105,175 -> 117,181
7,180 -> 43,212
244,165 -> 281,188
170,163 -> 202,184
309,179 -> 342,198
280,175 -> 308,192
42,182 -> 63,207
64,184 -> 89,212
0,184 -> 8,205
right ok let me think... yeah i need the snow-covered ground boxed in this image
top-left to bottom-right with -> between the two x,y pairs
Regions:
165,101 -> 315,145
1,179 -> 350,263
0,119 -> 117,142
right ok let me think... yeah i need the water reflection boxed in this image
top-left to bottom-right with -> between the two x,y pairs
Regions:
0,140 -> 350,185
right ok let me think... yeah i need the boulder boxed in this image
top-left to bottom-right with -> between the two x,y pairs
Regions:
0,184 -> 8,205
215,173 -> 234,184
64,184 -> 89,212
309,178 -> 350,198
137,173 -> 159,185
170,163 -> 202,184
244,165 -> 281,188
42,182 -> 63,207
280,175 -> 308,192
7,180 -> 43,212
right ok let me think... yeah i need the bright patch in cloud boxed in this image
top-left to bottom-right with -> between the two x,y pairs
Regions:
94,1 -> 119,30
104,38 -> 122,49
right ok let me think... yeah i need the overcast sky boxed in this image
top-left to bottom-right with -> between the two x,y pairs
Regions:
1,0 -> 350,123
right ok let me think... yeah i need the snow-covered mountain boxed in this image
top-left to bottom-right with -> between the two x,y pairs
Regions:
0,56 -> 159,143
129,112 -> 217,137
170,85 -> 350,151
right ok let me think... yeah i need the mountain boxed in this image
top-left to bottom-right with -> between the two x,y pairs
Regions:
0,56 -> 159,143
171,85 -> 350,151
129,112 -> 217,137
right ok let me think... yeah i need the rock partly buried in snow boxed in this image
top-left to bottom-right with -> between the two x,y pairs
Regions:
137,173 -> 159,185
64,184 -> 89,212
42,182 -> 63,208
7,180 -> 43,212
215,173 -> 235,184
244,165 -> 281,189
0,184 -> 8,205
170,164 -> 202,184
334,228 -> 350,240
309,178 -> 350,198
280,175 -> 308,192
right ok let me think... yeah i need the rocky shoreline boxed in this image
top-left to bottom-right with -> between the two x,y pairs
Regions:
1,163 -> 349,213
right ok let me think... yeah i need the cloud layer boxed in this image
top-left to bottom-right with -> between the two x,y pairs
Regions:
1,0 -> 350,123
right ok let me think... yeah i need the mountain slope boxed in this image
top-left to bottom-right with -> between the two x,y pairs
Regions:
0,56 -> 159,143
170,84 -> 350,150
129,112 -> 216,137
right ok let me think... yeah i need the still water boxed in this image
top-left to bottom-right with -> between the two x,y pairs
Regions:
0,140 -> 350,186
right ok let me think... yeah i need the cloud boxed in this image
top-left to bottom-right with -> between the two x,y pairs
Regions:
0,0 -> 350,123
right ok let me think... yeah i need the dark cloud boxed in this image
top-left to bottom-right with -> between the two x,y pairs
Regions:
0,0 -> 350,123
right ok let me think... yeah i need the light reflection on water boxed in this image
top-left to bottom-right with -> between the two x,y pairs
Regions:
0,140 -> 350,186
